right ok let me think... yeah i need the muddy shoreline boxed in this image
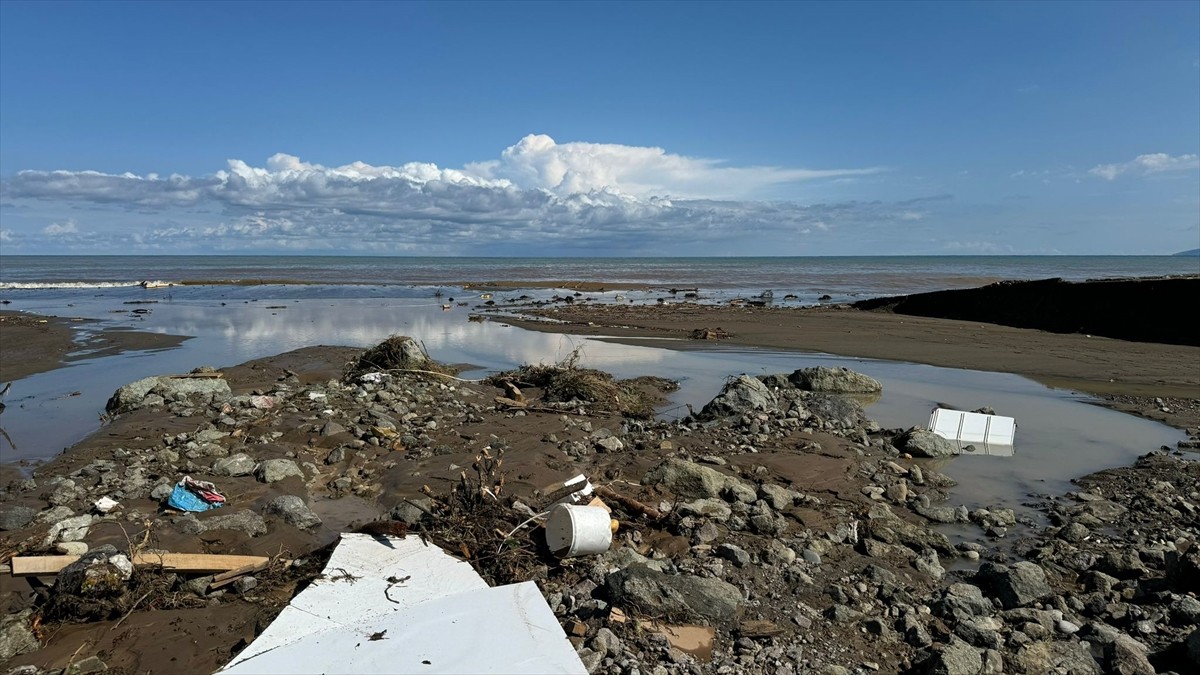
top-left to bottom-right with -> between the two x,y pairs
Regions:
495,303 -> 1200,433
0,311 -> 187,383
1,277 -> 1198,675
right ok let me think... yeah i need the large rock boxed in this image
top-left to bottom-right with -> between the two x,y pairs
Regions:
44,514 -> 95,546
866,503 -> 955,554
803,393 -> 868,429
177,509 -> 267,537
265,495 -> 322,529
0,609 -> 39,661
212,454 -> 256,477
255,459 -> 304,483
919,636 -> 982,675
643,458 -> 753,500
788,366 -> 882,393
0,504 -> 37,531
106,376 -> 231,413
898,429 -> 959,458
1104,635 -> 1154,675
976,561 -> 1052,609
699,374 -> 778,419
54,544 -> 132,597
604,564 -> 741,623
1014,641 -> 1101,675
932,583 -> 995,622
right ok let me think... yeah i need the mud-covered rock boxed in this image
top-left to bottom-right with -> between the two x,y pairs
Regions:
264,495 -> 322,529
177,509 -> 267,537
255,458 -> 304,483
106,376 -> 231,413
898,429 -> 959,458
788,366 -> 882,394
976,561 -> 1052,609
0,609 -> 39,661
0,504 -> 37,531
604,564 -> 742,623
699,374 -> 778,419
643,458 -> 753,500
1013,640 -> 1100,674
212,453 -> 256,477
918,636 -> 982,675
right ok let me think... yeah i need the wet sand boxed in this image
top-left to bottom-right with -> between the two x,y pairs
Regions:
1,288 -> 1198,674
0,311 -> 187,382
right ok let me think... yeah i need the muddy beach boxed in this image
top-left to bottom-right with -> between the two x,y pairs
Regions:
0,279 -> 1198,675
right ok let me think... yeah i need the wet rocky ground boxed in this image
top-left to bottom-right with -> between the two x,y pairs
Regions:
0,340 -> 1197,675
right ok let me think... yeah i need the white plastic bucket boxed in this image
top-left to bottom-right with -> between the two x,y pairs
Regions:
545,504 -> 613,557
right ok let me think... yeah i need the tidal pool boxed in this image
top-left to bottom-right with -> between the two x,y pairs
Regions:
0,291 -> 1183,526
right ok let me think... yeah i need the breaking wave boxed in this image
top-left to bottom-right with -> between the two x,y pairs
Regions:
0,281 -> 146,290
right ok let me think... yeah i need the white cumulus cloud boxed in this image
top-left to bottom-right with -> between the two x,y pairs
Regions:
0,135 -> 915,254
42,219 -> 78,236
1088,153 -> 1200,180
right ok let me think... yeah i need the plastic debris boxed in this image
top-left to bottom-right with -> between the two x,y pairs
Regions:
166,476 -> 227,512
93,496 -> 120,513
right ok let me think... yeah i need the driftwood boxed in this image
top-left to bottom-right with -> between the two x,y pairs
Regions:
594,485 -> 664,520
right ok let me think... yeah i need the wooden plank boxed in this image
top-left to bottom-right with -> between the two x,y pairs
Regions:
207,560 -> 272,591
10,553 -> 270,577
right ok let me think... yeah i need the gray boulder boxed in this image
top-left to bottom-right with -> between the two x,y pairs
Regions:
977,561 -> 1052,609
265,495 -> 322,529
1104,635 -> 1154,675
604,564 -> 741,623
699,374 -> 778,419
177,509 -> 267,537
803,393 -> 868,429
1014,641 -> 1101,675
899,429 -> 959,458
0,504 -> 37,531
932,583 -> 995,622
212,453 -> 256,477
919,636 -> 982,675
106,375 -> 231,413
44,514 -> 95,545
788,366 -> 882,393
255,459 -> 304,483
0,609 -> 39,661
643,458 -> 753,500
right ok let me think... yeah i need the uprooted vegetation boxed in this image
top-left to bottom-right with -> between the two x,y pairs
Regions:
410,447 -> 551,587
486,355 -> 677,419
346,335 -> 454,379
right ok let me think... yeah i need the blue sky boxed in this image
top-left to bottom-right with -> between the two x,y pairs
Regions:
1,1 -> 1197,256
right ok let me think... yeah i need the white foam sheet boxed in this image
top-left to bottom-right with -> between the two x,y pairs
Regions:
928,408 -> 1017,454
221,534 -> 490,670
220,580 -> 586,674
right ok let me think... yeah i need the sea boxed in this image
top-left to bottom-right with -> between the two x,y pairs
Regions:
0,255 -> 1193,533
2,255 -> 1197,304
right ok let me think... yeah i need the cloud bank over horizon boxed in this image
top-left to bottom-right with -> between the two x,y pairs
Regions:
0,135 -> 924,254
1,136 -> 1196,256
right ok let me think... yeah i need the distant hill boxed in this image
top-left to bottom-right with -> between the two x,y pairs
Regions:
1174,248 -> 1200,256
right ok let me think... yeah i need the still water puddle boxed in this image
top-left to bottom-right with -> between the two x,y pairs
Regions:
1,293 -> 1184,522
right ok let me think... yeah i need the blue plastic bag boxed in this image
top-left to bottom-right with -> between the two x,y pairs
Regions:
167,483 -> 222,512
